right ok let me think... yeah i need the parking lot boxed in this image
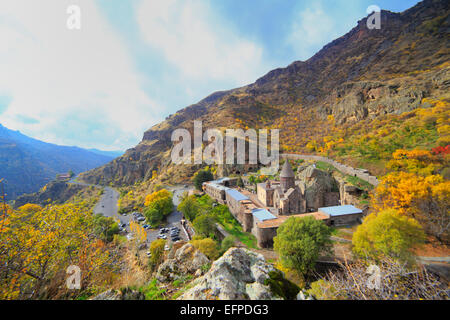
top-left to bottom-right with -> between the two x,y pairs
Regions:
118,185 -> 192,245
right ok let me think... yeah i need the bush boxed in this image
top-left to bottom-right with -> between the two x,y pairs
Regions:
193,169 -> 214,190
177,194 -> 201,221
139,279 -> 166,300
149,239 -> 166,271
307,279 -> 340,300
144,207 -> 164,227
92,214 -> 119,242
264,270 -> 300,300
193,214 -> 217,238
220,235 -> 236,253
191,238 -> 219,260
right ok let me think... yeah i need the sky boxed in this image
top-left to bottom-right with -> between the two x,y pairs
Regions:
0,0 -> 420,151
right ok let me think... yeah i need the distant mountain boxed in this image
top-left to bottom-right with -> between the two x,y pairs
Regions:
80,0 -> 449,187
0,124 -> 117,200
87,148 -> 124,158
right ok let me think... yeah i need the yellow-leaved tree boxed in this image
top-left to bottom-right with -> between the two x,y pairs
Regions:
372,172 -> 449,241
0,203 -> 117,299
352,209 -> 425,264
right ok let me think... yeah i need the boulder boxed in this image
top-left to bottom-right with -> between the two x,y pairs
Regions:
296,290 -> 314,300
178,248 -> 281,300
156,243 -> 210,283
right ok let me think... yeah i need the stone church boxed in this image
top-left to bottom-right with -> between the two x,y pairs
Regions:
257,160 -> 306,215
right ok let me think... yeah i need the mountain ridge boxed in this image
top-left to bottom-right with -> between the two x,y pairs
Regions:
79,0 -> 449,187
0,123 -> 117,199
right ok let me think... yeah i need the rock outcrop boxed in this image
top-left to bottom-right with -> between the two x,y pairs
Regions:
156,243 -> 210,283
298,166 -> 340,209
178,248 -> 281,300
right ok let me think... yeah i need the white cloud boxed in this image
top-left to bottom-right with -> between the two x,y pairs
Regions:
286,2 -> 341,61
136,0 -> 266,86
0,0 -> 161,150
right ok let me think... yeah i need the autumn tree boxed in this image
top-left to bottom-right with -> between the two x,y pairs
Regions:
148,239 -> 166,271
144,189 -> 173,226
352,209 -> 425,264
129,220 -> 147,247
0,203 -> 117,299
373,172 -> 449,242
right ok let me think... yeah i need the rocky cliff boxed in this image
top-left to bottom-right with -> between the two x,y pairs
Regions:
79,0 -> 450,187
178,247 -> 281,300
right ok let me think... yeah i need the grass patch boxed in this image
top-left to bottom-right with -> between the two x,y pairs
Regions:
172,275 -> 193,288
194,195 -> 258,249
315,161 -> 336,172
345,175 -> 374,191
139,279 -> 167,300
214,212 -> 257,249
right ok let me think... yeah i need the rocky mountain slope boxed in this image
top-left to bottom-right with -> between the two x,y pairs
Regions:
80,0 -> 450,187
0,124 -> 115,199
13,180 -> 87,208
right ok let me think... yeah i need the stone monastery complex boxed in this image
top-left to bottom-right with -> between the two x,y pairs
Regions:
203,160 -> 366,248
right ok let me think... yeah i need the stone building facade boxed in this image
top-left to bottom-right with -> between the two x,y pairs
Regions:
257,161 -> 307,215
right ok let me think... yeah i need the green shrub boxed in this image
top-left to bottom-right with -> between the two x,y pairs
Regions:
193,169 -> 214,190
139,279 -> 166,300
264,270 -> 300,300
220,235 -> 237,253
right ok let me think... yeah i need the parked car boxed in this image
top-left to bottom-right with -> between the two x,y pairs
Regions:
137,217 -> 146,222
171,236 -> 181,242
158,234 -> 167,240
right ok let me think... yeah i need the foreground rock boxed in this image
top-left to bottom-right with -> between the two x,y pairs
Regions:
178,248 -> 281,300
156,243 -> 210,283
90,288 -> 145,300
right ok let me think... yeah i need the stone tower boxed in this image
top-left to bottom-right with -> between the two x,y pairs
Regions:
280,160 -> 295,191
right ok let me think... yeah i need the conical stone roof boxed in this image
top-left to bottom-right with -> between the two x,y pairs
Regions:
280,160 -> 295,178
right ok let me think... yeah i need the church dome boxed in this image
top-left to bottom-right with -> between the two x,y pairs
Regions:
280,160 -> 295,178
